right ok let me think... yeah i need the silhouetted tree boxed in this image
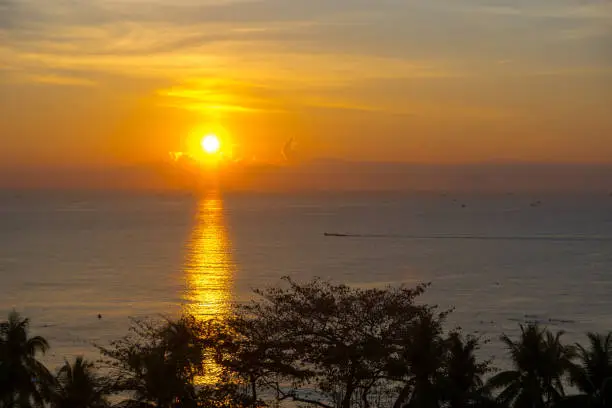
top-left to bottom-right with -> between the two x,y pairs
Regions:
440,332 -> 492,408
0,311 -> 54,408
52,356 -> 108,408
387,308 -> 448,408
215,314 -> 298,408
233,276 -> 432,408
486,324 -> 575,408
10,279 -> 612,408
575,332 -> 612,403
98,316 -> 209,408
554,332 -> 612,408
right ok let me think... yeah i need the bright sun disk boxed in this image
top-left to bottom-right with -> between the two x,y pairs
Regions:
201,135 -> 220,154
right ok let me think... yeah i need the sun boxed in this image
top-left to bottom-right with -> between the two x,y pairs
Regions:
201,134 -> 221,154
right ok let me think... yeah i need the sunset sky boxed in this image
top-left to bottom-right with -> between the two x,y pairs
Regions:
1,0 -> 611,180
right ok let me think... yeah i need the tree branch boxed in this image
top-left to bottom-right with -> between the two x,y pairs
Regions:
267,381 -> 334,408
289,395 -> 335,408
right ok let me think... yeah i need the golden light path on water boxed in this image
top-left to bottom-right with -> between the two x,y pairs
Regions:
183,191 -> 235,383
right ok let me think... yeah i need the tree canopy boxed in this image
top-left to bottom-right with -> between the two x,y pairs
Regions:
0,278 -> 609,408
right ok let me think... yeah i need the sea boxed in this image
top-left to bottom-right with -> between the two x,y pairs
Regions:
1,190 -> 611,371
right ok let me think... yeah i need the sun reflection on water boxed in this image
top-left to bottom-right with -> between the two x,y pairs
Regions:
183,191 -> 235,383
183,192 -> 234,318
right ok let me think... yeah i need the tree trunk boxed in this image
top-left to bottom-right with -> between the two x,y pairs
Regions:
341,365 -> 357,408
361,387 -> 371,408
251,376 -> 258,408
392,383 -> 412,408
341,382 -> 355,408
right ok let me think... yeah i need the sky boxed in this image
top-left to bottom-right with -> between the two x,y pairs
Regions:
1,0 -> 611,189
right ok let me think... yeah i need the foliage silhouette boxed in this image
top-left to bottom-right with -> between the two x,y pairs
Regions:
52,356 -> 109,408
440,332 -> 493,408
388,308 -> 447,408
555,332 -> 612,408
0,311 -> 54,408
486,324 -> 575,408
2,278 -> 612,408
97,315 -> 209,408
232,276 -> 434,408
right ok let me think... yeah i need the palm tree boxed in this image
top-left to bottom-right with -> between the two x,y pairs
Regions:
441,332 -> 492,408
0,311 -> 54,408
52,356 -> 108,408
558,332 -> 612,408
390,310 -> 447,408
99,316 -> 205,408
486,324 -> 575,408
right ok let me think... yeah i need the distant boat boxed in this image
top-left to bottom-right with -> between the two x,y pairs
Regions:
324,232 -> 350,237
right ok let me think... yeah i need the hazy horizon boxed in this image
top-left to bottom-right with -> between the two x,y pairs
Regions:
1,160 -> 611,193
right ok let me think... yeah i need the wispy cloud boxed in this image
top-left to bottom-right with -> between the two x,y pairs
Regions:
156,78 -> 288,114
25,74 -> 98,87
1,0 -> 610,166
3,0 -> 609,86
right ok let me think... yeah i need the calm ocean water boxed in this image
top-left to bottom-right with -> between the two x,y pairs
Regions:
0,190 -> 611,369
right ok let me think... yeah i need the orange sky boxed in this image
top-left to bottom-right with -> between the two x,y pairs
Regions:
1,0 -> 611,182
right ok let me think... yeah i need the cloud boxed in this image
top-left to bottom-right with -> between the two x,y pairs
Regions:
282,137 -> 296,161
25,74 -> 97,87
2,0 -> 609,90
0,0 -> 12,29
156,78 -> 289,114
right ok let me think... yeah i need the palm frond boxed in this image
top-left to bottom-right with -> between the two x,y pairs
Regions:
486,370 -> 521,390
